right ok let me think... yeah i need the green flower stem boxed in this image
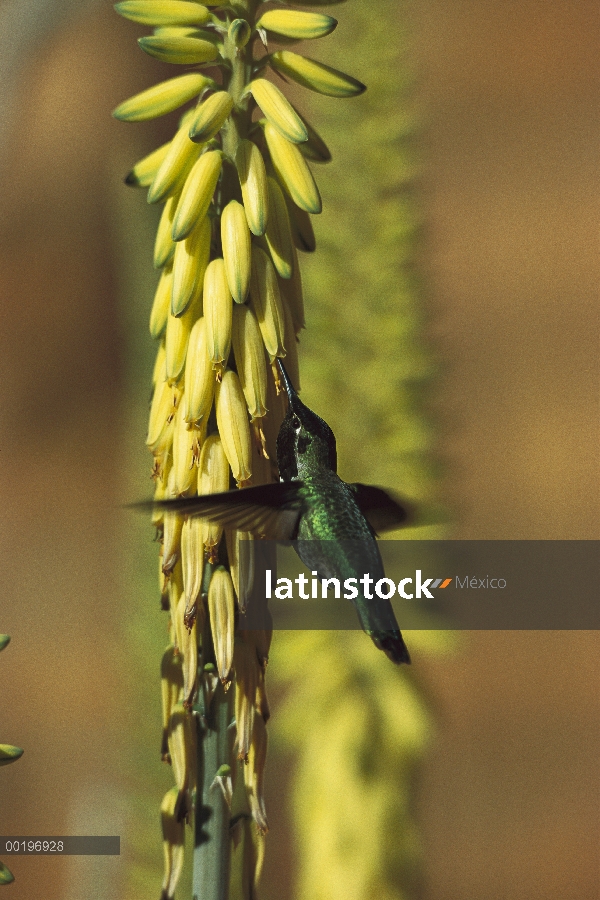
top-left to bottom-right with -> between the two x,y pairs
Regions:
193,562 -> 234,900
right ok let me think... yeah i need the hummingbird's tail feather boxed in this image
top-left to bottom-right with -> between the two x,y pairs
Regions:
369,630 -> 411,665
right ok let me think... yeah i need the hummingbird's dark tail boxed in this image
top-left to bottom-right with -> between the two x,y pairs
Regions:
370,630 -> 411,665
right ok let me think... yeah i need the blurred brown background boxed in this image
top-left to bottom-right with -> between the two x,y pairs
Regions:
0,1 -> 597,899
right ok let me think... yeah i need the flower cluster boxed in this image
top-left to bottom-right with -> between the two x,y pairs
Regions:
114,2 -> 364,896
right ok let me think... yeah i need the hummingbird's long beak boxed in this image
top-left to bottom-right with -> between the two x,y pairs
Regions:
277,358 -> 299,407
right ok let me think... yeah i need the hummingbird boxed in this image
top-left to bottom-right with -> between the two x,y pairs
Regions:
149,360 -> 412,664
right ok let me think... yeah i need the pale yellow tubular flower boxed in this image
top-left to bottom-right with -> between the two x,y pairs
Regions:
165,278 -> 203,384
248,79 -> 307,144
221,199 -> 252,304
262,365 -> 286,462
233,638 -> 259,763
154,193 -> 179,269
160,645 -> 184,761
152,340 -> 167,386
253,629 -> 272,674
172,396 -> 197,495
152,468 -> 167,529
198,435 -> 231,560
281,296 -> 301,391
236,139 -> 269,237
167,702 -> 195,828
285,195 -> 316,253
245,713 -> 268,834
167,570 -> 184,640
225,530 -> 255,613
160,787 -> 185,900
181,514 -> 205,622
114,1 -> 211,27
232,305 -> 268,422
150,264 -> 173,339
176,591 -> 198,708
147,355 -> 179,454
125,141 -> 170,187
248,246 -> 286,362
279,243 -> 305,333
264,176 -> 294,280
256,665 -> 270,721
203,257 -> 233,378
138,34 -> 218,66
147,117 -> 203,204
269,49 -> 366,98
264,122 -> 322,215
215,370 -> 253,487
172,149 -> 222,241
208,565 -> 236,687
112,72 -> 212,122
163,468 -> 184,575
183,317 -> 214,425
171,214 -> 211,316
257,9 -> 337,41
189,91 -> 234,143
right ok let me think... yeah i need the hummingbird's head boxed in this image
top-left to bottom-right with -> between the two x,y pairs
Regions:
276,360 -> 337,480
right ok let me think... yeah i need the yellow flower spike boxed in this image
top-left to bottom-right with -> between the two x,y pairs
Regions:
285,195 -> 316,253
183,317 -> 215,424
147,118 -> 203,205
171,214 -> 211,316
236,139 -> 269,237
221,199 -> 252,304
198,434 -> 231,559
232,305 -> 268,421
203,257 -> 233,377
257,9 -> 337,41
153,193 -> 179,269
279,243 -> 306,332
176,591 -> 198,708
264,176 -> 294,279
160,645 -> 184,761
114,1 -> 211,27
245,714 -> 268,834
150,265 -> 173,339
160,787 -> 185,900
248,246 -> 286,362
125,141 -> 170,187
172,149 -> 222,241
225,530 -> 255,613
215,370 -> 253,488
248,79 -> 308,144
181,515 -> 205,622
189,92 -> 234,144
163,469 -> 184,575
138,33 -> 218,65
165,284 -> 202,384
233,638 -> 259,763
265,123 -> 322,215
172,397 -> 198,495
270,49 -> 366,98
208,565 -> 236,686
113,72 -> 212,121
281,297 -> 301,391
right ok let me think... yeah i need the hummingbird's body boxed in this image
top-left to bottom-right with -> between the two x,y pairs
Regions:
147,361 -> 411,664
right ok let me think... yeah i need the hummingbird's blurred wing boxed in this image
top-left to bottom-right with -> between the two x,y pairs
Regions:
134,482 -> 306,540
348,484 -> 412,535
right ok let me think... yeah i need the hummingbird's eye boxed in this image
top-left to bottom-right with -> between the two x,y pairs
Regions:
291,413 -> 301,430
